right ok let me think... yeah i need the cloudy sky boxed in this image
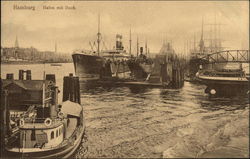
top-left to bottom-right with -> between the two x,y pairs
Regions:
1,1 -> 249,55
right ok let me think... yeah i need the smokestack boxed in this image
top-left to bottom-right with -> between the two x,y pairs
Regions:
46,74 -> 56,83
140,47 -> 143,54
26,70 -> 32,80
19,70 -> 24,80
6,74 -> 14,80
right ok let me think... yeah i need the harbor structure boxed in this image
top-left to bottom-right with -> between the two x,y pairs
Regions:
148,41 -> 185,88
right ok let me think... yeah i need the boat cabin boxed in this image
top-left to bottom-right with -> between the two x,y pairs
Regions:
19,119 -> 65,150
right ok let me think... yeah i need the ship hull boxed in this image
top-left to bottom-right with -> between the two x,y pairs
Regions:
72,53 -> 104,80
198,74 -> 249,96
72,53 -> 130,80
127,61 -> 153,80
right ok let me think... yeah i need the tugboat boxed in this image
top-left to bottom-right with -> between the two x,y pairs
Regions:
196,50 -> 249,96
72,15 -> 130,80
2,71 -> 85,158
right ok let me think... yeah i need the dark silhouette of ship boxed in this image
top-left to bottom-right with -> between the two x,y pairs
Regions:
72,15 -> 130,80
127,45 -> 153,81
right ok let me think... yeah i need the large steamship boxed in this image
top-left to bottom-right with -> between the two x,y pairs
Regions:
72,16 -> 130,80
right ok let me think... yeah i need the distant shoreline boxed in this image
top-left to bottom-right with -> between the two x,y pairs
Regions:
1,61 -> 73,65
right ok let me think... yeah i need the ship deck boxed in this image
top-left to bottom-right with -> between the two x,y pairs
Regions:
198,75 -> 248,82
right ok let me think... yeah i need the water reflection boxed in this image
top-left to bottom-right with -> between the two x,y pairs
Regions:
128,86 -> 149,94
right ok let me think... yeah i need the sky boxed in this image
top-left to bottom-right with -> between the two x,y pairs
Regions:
1,1 -> 249,55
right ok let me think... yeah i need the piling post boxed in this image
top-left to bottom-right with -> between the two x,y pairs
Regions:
2,90 -> 10,138
63,74 -> 81,104
176,68 -> 178,88
63,76 -> 69,102
0,80 -> 6,158
74,76 -> 81,104
172,69 -> 176,88
178,69 -> 180,88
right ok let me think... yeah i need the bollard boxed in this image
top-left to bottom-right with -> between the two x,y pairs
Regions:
19,70 -> 24,80
26,70 -> 31,80
6,74 -> 14,80
172,69 -> 176,88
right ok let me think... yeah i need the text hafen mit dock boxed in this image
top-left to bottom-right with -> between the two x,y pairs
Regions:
43,5 -> 76,10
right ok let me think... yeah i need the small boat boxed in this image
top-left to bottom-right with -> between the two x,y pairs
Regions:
50,63 -> 62,66
2,71 -> 85,158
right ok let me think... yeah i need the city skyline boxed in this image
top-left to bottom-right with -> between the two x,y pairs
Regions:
1,1 -> 249,54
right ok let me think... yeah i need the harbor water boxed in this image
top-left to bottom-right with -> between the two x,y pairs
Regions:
1,63 -> 249,158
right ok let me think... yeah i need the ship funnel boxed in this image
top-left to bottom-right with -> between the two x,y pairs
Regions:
116,34 -> 124,50
140,47 -> 143,54
26,70 -> 31,80
6,74 -> 14,80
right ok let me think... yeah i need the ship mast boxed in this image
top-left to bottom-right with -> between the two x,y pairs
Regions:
145,39 -> 148,56
214,14 -> 217,51
97,13 -> 101,56
199,17 -> 205,53
129,28 -> 132,55
136,36 -> 139,57
193,33 -> 196,51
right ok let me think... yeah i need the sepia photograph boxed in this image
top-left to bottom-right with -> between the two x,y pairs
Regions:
1,0 -> 249,158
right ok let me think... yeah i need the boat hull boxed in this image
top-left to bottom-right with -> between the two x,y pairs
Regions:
5,124 -> 85,158
198,74 -> 249,96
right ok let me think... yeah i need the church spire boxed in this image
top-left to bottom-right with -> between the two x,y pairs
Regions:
15,36 -> 19,48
